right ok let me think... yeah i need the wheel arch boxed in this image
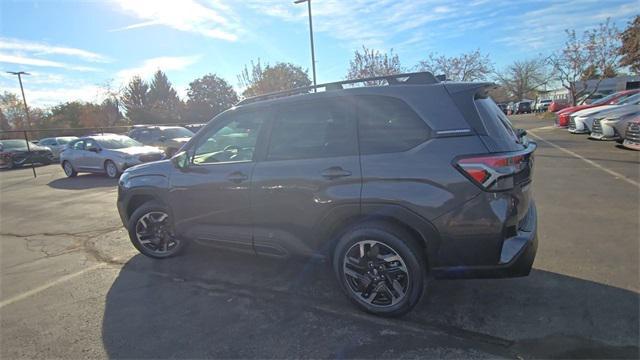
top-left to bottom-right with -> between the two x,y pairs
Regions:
125,191 -> 167,223
318,204 -> 441,270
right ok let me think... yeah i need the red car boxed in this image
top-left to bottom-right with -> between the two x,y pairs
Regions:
555,89 -> 640,128
548,101 -> 570,113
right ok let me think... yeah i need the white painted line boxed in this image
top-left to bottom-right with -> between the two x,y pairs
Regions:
0,263 -> 105,309
528,131 -> 640,189
528,125 -> 556,131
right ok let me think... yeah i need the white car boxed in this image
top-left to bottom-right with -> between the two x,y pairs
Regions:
569,93 -> 640,134
38,136 -> 78,160
589,106 -> 640,140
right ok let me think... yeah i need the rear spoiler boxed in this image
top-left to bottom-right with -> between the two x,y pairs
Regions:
443,82 -> 497,137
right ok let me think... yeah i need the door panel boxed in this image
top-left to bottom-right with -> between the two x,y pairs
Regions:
170,162 -> 256,251
169,109 -> 269,252
251,97 -> 361,257
82,139 -> 103,170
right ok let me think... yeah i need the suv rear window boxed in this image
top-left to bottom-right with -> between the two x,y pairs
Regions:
357,96 -> 430,154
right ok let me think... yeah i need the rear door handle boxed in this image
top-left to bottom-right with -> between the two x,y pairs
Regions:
321,166 -> 352,179
227,171 -> 249,183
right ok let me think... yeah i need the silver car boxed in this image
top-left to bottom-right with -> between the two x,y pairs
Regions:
60,135 -> 164,178
38,136 -> 78,160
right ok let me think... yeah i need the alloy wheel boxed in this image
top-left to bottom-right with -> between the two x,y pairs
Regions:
342,240 -> 410,307
106,162 -> 118,178
63,162 -> 73,176
134,211 -> 180,255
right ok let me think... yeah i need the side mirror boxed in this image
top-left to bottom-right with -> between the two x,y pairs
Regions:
87,146 -> 100,153
171,151 -> 189,170
516,128 -> 527,138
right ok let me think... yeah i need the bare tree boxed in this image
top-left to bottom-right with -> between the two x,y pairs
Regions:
548,19 -> 621,105
416,49 -> 493,81
495,58 -> 551,100
346,46 -> 402,85
619,15 -> 640,74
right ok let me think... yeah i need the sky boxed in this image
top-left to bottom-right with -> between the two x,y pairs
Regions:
0,0 -> 637,107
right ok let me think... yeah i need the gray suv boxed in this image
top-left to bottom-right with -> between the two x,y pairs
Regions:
117,72 -> 537,316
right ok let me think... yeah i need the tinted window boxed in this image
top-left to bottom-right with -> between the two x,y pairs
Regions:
357,96 -> 430,154
267,99 -> 357,161
193,111 -> 265,164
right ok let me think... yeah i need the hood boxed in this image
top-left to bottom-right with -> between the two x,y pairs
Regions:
601,105 -> 640,120
112,146 -> 162,156
122,159 -> 173,177
560,105 -> 591,115
573,105 -> 617,117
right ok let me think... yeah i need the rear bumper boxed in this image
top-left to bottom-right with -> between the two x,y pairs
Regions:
432,202 -> 538,279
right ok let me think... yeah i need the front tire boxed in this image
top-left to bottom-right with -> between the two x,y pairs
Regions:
104,160 -> 119,179
127,201 -> 186,259
333,223 -> 426,317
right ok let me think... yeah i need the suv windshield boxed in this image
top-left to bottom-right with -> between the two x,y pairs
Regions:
162,128 -> 193,138
96,136 -> 142,149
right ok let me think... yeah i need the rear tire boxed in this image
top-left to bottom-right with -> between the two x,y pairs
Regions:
62,161 -> 77,177
127,201 -> 186,259
332,223 -> 426,317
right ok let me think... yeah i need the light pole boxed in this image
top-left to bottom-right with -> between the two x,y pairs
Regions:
6,71 -> 32,130
7,71 -> 36,177
294,0 -> 317,91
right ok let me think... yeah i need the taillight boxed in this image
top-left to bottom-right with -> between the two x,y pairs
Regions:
455,145 -> 536,191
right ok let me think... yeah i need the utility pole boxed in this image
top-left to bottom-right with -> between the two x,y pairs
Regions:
294,0 -> 317,91
7,71 -> 36,177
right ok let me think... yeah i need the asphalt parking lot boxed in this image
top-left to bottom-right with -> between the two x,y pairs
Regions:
1,114 -> 638,359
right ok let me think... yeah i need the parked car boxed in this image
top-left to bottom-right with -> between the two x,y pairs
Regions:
184,123 -> 207,133
38,136 -> 78,160
556,89 -> 640,128
117,72 -> 538,317
514,101 -> 532,114
535,99 -> 552,112
548,100 -> 570,113
128,126 -> 193,157
569,93 -> 640,134
622,118 -> 640,150
60,134 -> 164,178
496,103 -> 508,115
589,106 -> 640,140
0,139 -> 54,169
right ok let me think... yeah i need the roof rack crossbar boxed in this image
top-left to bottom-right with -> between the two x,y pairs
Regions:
237,71 -> 438,106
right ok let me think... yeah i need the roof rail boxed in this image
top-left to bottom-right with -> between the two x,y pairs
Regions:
237,71 -> 439,106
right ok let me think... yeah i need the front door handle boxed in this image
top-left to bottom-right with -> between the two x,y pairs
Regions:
321,166 -> 352,180
227,171 -> 249,183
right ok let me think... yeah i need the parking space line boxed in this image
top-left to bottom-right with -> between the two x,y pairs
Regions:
0,263 -> 105,309
528,131 -> 640,189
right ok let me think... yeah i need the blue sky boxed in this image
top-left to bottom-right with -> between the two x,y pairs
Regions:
0,0 -> 637,107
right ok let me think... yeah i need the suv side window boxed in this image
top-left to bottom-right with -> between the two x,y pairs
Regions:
357,96 -> 430,154
267,99 -> 357,161
192,111 -> 266,165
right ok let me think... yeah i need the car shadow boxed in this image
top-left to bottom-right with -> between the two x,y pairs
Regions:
102,245 -> 639,359
48,173 -> 118,190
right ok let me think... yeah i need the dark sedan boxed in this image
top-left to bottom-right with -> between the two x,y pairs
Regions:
0,139 -> 54,169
